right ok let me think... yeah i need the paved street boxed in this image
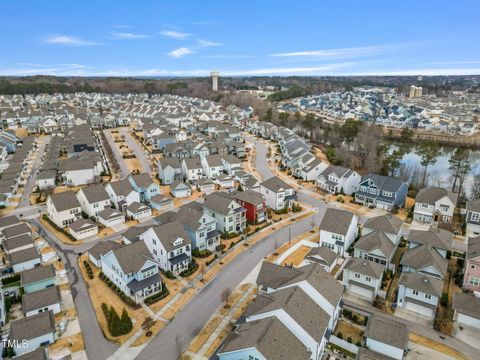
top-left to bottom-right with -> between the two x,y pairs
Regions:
119,128 -> 152,175
103,129 -> 130,179
18,136 -> 49,207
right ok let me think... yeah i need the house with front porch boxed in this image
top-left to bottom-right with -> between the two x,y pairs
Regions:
140,221 -> 192,275
101,241 -> 163,303
355,174 -> 408,210
46,191 -> 82,228
231,190 -> 267,224
158,158 -> 182,185
128,173 -> 160,201
105,179 -> 141,211
414,187 -> 457,224
203,192 -> 247,235
316,165 -> 360,195
319,208 -> 358,257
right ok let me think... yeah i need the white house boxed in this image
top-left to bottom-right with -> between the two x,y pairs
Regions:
97,208 -> 125,228
397,272 -> 442,319
8,247 -> 41,272
105,179 -> 140,211
319,208 -> 358,257
204,192 -> 247,234
22,286 -> 62,317
466,199 -> 480,237
303,246 -> 339,273
76,184 -> 111,219
414,187 -> 457,224
158,158 -> 182,185
9,311 -> 56,356
182,158 -> 204,182
259,176 -> 295,211
316,165 -> 360,195
364,315 -> 408,360
140,221 -> 192,274
221,154 -> 243,175
126,202 -> 152,220
453,292 -> 480,330
69,218 -> 98,240
343,257 -> 384,300
170,180 -> 192,198
201,154 -> 224,179
46,191 -> 82,228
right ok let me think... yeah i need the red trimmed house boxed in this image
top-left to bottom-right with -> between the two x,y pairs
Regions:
232,190 -> 267,224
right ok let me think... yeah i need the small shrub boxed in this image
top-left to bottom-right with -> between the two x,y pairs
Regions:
215,244 -> 226,251
347,337 -> 352,343
337,332 -> 343,340
440,292 -> 449,307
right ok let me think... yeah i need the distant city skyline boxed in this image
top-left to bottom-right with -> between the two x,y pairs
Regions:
1,0 -> 479,77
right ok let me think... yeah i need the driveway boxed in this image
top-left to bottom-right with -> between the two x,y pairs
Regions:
119,128 -> 152,175
103,129 -> 130,179
18,136 -> 49,208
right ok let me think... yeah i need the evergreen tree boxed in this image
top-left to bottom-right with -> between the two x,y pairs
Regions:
120,308 -> 133,334
108,306 -> 122,336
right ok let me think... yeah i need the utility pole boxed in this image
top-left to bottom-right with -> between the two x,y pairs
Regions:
288,227 -> 291,245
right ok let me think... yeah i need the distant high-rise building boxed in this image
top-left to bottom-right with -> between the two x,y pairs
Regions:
409,85 -> 423,98
211,71 -> 219,92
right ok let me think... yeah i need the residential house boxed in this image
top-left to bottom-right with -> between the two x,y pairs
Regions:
231,190 -> 267,224
466,199 -> 480,237
46,191 -> 82,228
319,208 -> 358,257
87,240 -> 123,268
343,257 -> 384,300
215,173 -> 235,189
3,234 -> 35,254
170,180 -> 192,198
105,179 -> 141,211
182,158 -> 204,182
363,315 -> 408,360
201,154 -> 224,179
463,236 -> 480,295
21,265 -> 56,294
76,184 -> 111,219
126,202 -> 152,220
36,170 -> 57,190
158,158 -> 182,185
204,192 -> 247,234
22,286 -> 62,317
414,187 -> 457,224
8,311 -> 55,356
397,272 -> 442,319
101,241 -> 163,303
221,154 -> 243,175
140,221 -> 192,274
0,215 -> 21,233
303,246 -> 339,273
453,292 -> 480,330
97,208 -> 125,228
355,174 -> 408,210
69,218 -> 98,240
194,177 -> 216,194
8,247 -> 41,272
149,194 -> 174,212
259,176 -> 296,211
128,173 -> 161,202
316,165 -> 360,195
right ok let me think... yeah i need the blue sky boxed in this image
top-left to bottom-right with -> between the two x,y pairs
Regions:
1,0 -> 479,77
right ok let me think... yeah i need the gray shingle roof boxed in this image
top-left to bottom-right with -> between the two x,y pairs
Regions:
399,272 -> 443,297
0,215 -> 20,229
467,236 -> 480,260
4,223 -> 31,239
21,264 -> 56,286
3,233 -> 34,252
49,191 -> 81,212
151,221 -> 191,252
453,292 -> 480,319
320,208 -> 355,236
232,189 -> 265,205
69,218 -> 98,232
416,187 -> 457,205
9,311 -> 55,342
357,348 -> 396,360
22,285 -> 61,312
345,257 -> 384,279
88,240 -> 122,261
354,231 -> 395,259
110,241 -> 153,274
79,184 -> 110,203
220,317 -> 311,360
408,229 -> 451,251
260,176 -> 292,192
364,215 -> 403,235
364,314 -> 408,350
400,245 -> 448,278
8,247 -> 40,265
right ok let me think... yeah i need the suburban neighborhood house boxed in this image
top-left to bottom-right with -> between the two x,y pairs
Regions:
364,315 -> 409,360
463,236 -> 480,295
466,199 -> 480,237
354,174 -> 408,210
343,257 -> 384,301
76,184 -> 111,219
203,192 -> 247,234
259,176 -> 295,211
319,208 -> 358,257
414,187 -> 457,224
101,241 -> 163,303
46,191 -> 82,228
316,165 -> 360,195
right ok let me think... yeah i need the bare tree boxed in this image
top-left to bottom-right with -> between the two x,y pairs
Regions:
221,287 -> 232,308
174,335 -> 184,360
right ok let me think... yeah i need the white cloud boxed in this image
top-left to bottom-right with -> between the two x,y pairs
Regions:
202,55 -> 255,59
168,47 -> 193,58
222,63 -> 352,76
160,30 -> 190,39
112,32 -> 149,40
0,63 -> 90,76
340,68 -> 480,76
271,45 -> 392,58
197,39 -> 221,47
43,35 -> 102,46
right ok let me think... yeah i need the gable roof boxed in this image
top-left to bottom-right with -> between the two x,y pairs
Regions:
150,221 -> 192,252
305,246 -> 338,267
220,317 -> 311,360
108,179 -> 136,197
231,189 -> 265,205
408,229 -> 451,251
69,218 -> 98,232
129,173 -> 156,189
320,208 -> 355,236
22,285 -> 61,312
204,192 -> 238,215
453,292 -> 480,319
9,311 -> 55,342
399,272 -> 443,297
49,191 -> 81,211
364,314 -> 408,350
21,264 -> 56,286
88,240 -> 122,261
345,257 -> 384,279
110,241 -> 153,274
354,231 -> 395,259
260,176 -> 292,192
416,187 -> 457,206
401,245 -> 448,278
79,183 -> 110,203
467,236 -> 480,260
364,215 -> 403,235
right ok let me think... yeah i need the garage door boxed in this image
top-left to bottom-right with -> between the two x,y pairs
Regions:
458,313 -> 480,329
406,300 -> 434,318
350,284 -> 374,300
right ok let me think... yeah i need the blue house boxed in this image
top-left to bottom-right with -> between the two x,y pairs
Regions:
101,241 -> 163,304
355,174 -> 408,210
151,134 -> 176,151
0,130 -> 20,153
128,173 -> 161,202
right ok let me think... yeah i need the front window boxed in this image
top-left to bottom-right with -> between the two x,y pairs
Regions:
471,212 -> 480,222
469,277 -> 480,286
413,289 -> 419,296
